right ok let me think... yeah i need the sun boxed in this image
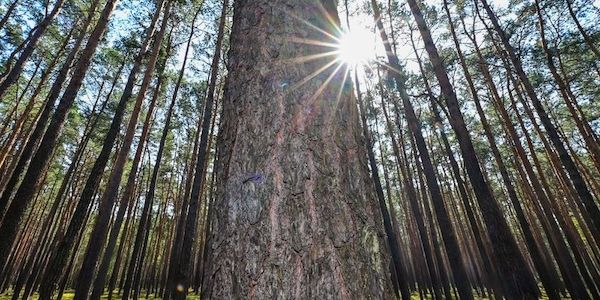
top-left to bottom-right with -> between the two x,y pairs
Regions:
336,28 -> 377,66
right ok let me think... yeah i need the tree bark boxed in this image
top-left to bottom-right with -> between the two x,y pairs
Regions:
201,0 -> 395,298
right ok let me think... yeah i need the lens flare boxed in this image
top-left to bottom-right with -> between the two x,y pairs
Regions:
336,28 -> 377,66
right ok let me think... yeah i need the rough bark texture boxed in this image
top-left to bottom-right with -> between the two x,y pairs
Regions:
202,0 -> 394,298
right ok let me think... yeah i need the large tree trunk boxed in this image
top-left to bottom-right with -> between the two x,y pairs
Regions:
201,0 -> 395,298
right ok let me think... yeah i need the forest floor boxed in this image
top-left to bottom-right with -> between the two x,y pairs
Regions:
0,290 -> 201,299
0,289 -> 553,299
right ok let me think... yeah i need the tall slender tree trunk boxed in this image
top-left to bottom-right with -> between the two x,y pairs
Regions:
170,1 -> 229,299
8,75 -> 111,299
195,84 -> 224,296
372,1 -> 474,298
478,0 -> 600,243
0,0 -> 66,99
90,13 -> 189,294
464,16 -> 590,297
505,73 -> 600,299
343,6 -> 405,300
107,182 -> 143,300
74,3 -> 172,298
444,2 -> 561,298
0,0 -> 19,32
36,2 -> 164,297
565,0 -> 600,59
0,25 -> 72,171
0,0 -> 98,217
412,37 -> 503,297
164,94 -> 203,299
407,0 -> 539,297
355,69 -> 406,300
122,44 -> 179,299
535,0 -> 600,175
0,1 -> 119,289
201,0 -> 395,298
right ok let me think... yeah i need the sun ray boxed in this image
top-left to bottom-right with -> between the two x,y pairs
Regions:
335,65 -> 352,105
306,61 -> 346,105
287,36 -> 339,49
291,58 -> 341,92
375,60 -> 405,77
285,11 -> 341,43
284,51 -> 340,65
336,28 -> 377,66
316,1 -> 345,37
